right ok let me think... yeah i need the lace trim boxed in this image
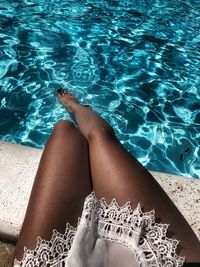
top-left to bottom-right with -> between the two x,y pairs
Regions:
14,191 -> 185,267
14,223 -> 77,266
83,192 -> 185,267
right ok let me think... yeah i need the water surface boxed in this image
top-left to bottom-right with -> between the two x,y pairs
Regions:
0,0 -> 200,178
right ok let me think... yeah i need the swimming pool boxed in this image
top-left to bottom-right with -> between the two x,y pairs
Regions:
0,0 -> 199,178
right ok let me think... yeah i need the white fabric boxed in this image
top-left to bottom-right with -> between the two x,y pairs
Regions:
14,192 -> 185,267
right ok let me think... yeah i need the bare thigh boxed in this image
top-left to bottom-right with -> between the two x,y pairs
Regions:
14,120 -> 91,261
87,126 -> 200,263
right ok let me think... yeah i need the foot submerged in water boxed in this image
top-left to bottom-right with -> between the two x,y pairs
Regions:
56,88 -> 92,114
56,88 -> 80,114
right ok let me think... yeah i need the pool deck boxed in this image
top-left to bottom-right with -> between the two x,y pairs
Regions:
0,140 -> 200,242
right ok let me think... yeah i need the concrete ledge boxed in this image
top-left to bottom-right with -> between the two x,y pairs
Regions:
0,141 -> 42,240
0,141 -> 199,241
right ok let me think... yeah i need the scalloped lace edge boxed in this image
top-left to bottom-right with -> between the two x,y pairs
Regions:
14,191 -> 185,267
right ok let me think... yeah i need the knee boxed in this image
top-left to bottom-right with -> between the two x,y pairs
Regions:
87,125 -> 115,141
53,120 -> 75,134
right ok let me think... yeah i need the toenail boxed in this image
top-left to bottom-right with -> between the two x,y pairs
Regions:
57,88 -> 63,93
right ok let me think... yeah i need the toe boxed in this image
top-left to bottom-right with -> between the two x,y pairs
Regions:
65,91 -> 72,96
56,89 -> 62,96
56,88 -> 63,93
56,88 -> 66,97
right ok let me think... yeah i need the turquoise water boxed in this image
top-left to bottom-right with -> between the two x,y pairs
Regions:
0,0 -> 200,178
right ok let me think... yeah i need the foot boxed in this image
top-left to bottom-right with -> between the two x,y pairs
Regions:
56,88 -> 92,115
56,88 -> 80,115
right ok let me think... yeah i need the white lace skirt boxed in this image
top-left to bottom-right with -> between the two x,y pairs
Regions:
14,192 -> 185,267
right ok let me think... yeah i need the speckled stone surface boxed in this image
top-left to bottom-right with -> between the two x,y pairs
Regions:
151,171 -> 200,239
0,141 -> 42,239
0,140 -> 200,241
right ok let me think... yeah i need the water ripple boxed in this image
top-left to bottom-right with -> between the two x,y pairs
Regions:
0,0 -> 199,178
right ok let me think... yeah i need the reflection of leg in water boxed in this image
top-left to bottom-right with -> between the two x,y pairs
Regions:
57,88 -> 200,263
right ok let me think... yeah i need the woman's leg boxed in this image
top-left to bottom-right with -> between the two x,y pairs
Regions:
56,89 -> 200,263
14,120 -> 91,261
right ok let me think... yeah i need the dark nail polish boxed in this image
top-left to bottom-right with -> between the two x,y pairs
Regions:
57,88 -> 63,93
